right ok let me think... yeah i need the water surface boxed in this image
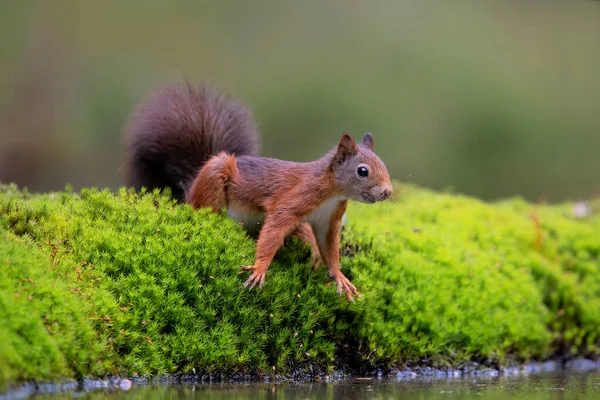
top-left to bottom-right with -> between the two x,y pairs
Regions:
17,372 -> 600,399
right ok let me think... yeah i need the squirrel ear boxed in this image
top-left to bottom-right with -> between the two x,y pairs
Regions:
338,133 -> 358,156
362,132 -> 374,150
332,133 -> 358,167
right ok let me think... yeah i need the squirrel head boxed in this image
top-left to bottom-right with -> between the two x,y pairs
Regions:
330,132 -> 393,203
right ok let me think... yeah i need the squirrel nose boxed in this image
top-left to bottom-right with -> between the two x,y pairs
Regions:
382,186 -> 393,199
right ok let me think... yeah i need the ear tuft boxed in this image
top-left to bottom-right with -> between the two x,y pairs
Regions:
362,132 -> 374,150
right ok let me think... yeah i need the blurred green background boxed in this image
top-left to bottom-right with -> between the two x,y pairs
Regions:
1,0 -> 599,202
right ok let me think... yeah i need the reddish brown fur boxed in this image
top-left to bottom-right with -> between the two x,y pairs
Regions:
320,200 -> 357,300
230,157 -> 339,288
123,82 -> 393,300
187,133 -> 391,300
185,152 -> 238,212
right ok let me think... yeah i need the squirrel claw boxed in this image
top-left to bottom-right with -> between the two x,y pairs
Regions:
242,266 -> 266,290
332,272 -> 360,301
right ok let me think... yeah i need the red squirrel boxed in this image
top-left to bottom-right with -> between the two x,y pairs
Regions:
124,82 -> 392,300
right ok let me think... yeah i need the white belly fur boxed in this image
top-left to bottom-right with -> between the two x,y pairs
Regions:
226,197 -> 347,240
305,196 -> 347,250
226,207 -> 265,236
304,197 -> 346,226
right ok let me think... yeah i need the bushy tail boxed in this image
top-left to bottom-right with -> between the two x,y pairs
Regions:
123,82 -> 259,202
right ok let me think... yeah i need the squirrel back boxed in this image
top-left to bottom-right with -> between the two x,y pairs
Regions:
123,82 -> 259,201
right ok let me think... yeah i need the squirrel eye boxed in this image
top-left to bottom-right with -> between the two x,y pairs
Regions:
357,166 -> 369,178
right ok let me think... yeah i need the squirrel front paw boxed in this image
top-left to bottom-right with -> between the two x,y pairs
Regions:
331,271 -> 360,301
241,265 -> 267,290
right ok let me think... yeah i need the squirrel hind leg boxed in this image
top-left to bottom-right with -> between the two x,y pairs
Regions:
291,223 -> 323,269
185,152 -> 238,211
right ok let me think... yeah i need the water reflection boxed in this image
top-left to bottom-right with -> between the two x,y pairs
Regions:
23,372 -> 600,400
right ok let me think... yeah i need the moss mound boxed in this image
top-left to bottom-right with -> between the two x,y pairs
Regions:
0,183 -> 599,389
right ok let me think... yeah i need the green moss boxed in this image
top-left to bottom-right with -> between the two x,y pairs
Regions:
347,187 -> 600,366
0,230 -> 101,386
0,183 -> 599,389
